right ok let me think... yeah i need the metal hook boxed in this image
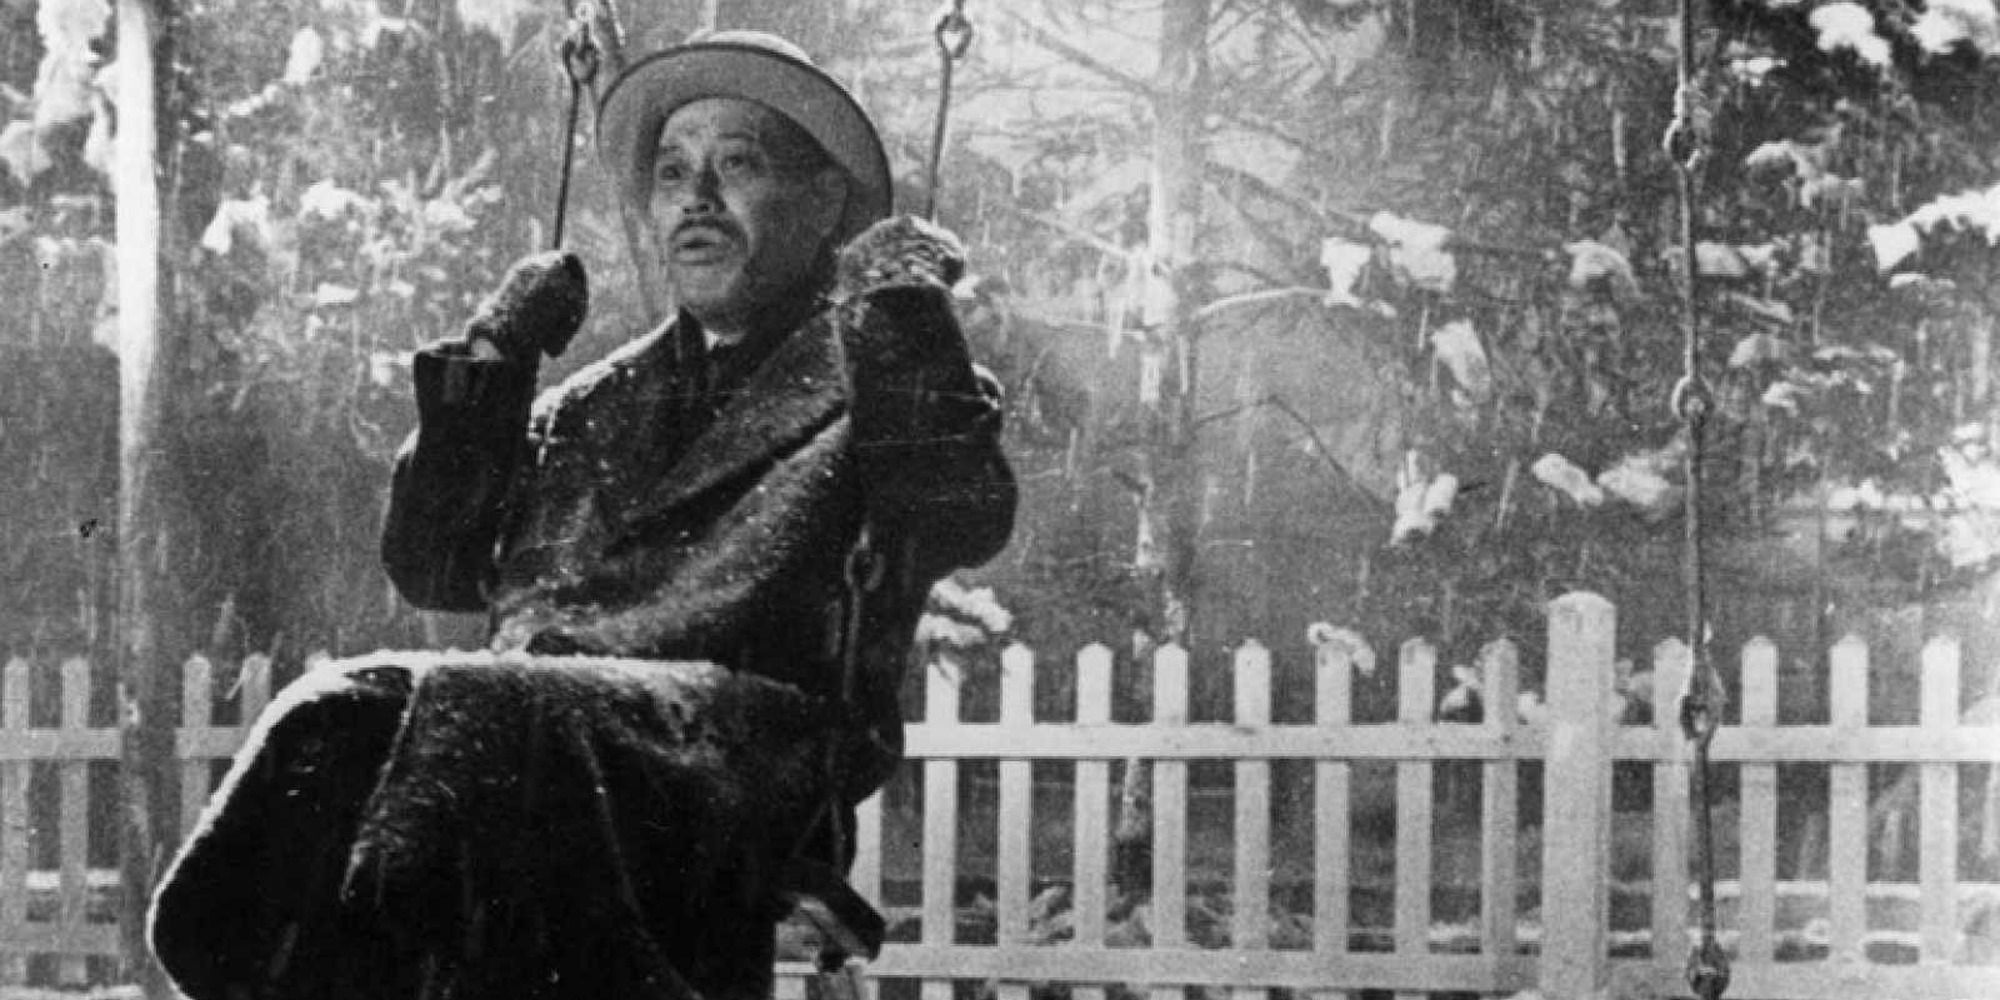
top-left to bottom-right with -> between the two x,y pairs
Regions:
550,4 -> 601,248
1669,373 -> 1712,425
924,0 -> 974,220
561,3 -> 602,89
934,0 -> 974,60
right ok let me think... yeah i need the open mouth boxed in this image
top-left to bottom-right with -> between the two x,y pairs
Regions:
672,226 -> 733,261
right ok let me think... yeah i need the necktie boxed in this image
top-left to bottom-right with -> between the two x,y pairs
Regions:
703,343 -> 738,398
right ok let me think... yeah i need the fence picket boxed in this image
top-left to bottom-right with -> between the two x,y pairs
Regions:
1150,643 -> 1190,1000
1478,639 -> 1519,961
853,781 -> 886,1000
1393,638 -> 1434,1000
1649,639 -> 1692,966
240,653 -> 272,726
774,970 -> 806,1000
57,658 -> 89,986
851,650 -> 884,938
997,644 -> 1034,1000
1918,637 -> 1960,964
1542,592 -> 1613,999
1739,638 -> 1779,964
2,659 -> 28,985
922,656 -> 962,1000
1311,633 -> 1355,1000
853,791 -> 882,905
1232,641 -> 1271,1000
180,656 -> 213,840
1827,636 -> 1869,964
1073,644 -> 1113,1000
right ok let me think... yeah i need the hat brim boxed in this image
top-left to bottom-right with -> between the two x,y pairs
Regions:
596,42 -> 893,243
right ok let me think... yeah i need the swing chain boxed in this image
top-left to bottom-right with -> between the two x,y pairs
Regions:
1681,638 -> 1730,1000
550,3 -> 601,248
1665,0 -> 1729,996
1669,373 -> 1713,427
561,4 -> 602,88
935,0 -> 974,60
1662,79 -> 1710,175
924,0 -> 974,220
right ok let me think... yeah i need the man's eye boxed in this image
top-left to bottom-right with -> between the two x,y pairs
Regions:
655,161 -> 688,184
719,152 -> 760,175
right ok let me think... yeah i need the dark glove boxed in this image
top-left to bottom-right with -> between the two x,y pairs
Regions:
833,215 -> 965,303
831,216 -> 971,376
462,250 -> 589,363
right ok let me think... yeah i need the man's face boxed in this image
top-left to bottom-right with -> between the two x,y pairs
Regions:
648,97 -> 845,335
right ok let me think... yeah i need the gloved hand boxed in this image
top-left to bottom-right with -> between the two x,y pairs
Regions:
829,215 -> 989,464
461,250 -> 589,363
832,215 -> 965,303
831,215 -> 971,378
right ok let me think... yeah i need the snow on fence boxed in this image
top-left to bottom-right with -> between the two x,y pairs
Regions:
2,593 -> 1998,999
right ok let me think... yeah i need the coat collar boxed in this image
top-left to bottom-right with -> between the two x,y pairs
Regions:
618,310 -> 848,526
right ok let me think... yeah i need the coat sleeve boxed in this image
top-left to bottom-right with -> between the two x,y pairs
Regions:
842,280 -> 1017,579
380,343 -> 541,611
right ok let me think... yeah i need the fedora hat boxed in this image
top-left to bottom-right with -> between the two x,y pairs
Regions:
596,30 -> 893,243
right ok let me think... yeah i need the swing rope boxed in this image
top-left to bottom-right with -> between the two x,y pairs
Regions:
1662,0 -> 1730,996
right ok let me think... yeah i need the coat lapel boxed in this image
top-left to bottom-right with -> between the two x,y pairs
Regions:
619,312 -> 848,527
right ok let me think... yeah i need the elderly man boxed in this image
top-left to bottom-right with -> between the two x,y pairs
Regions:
150,32 -> 1013,1000
382,27 -> 1015,827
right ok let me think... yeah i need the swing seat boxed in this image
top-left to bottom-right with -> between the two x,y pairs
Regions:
152,649 -> 881,1000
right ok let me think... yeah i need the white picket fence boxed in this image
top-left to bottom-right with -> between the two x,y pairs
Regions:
3,592 -> 1999,999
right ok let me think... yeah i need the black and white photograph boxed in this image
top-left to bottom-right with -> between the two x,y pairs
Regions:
1,1 -> 1998,998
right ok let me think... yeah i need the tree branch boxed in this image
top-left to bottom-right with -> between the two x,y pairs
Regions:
1192,392 -> 1363,495
1207,161 -> 1559,261
996,7 -> 1326,158
1270,393 -> 1362,491
995,8 -> 1161,102
978,15 -> 1560,270
1191,286 -> 1326,325
992,201 -> 1139,262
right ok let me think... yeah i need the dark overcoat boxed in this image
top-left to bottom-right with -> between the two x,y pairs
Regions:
381,250 -> 1017,799
145,232 -> 1017,1000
